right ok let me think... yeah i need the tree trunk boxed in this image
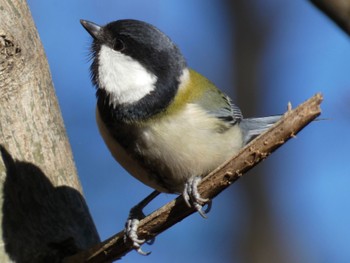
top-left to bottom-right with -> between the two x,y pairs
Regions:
0,1 -> 100,262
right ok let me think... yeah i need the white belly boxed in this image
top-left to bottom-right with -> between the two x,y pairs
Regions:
96,103 -> 243,193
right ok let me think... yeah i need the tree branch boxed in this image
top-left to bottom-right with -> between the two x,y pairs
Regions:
310,0 -> 350,36
64,93 -> 323,263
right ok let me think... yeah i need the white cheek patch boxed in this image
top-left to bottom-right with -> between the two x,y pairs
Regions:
98,45 -> 157,105
178,68 -> 190,91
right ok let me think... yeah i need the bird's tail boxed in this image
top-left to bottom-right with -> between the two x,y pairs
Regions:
240,115 -> 281,145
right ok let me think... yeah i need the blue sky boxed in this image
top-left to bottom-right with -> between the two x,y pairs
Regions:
27,1 -> 350,262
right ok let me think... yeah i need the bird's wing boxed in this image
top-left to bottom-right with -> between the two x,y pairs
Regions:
191,71 -> 242,125
199,89 -> 242,125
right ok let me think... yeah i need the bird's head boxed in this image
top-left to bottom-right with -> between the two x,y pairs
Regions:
81,19 -> 188,121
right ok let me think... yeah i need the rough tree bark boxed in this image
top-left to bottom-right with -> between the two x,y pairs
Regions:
0,1 -> 100,262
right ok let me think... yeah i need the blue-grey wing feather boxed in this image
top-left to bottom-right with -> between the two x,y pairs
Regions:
196,87 -> 243,125
193,82 -> 281,143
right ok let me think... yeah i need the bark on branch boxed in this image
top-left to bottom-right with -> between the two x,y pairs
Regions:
64,93 -> 323,263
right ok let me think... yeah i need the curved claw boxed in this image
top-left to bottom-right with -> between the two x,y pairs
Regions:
123,191 -> 160,255
125,218 -> 152,255
125,219 -> 145,243
183,176 -> 212,218
136,247 -> 151,256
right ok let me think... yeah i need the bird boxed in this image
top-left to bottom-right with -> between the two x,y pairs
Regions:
80,18 -> 280,254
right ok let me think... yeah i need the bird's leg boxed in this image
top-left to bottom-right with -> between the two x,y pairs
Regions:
124,190 -> 160,255
183,176 -> 212,218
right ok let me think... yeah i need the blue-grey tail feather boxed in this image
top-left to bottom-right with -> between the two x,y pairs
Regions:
240,115 -> 281,145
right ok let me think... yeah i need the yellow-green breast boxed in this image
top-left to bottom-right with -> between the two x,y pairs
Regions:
149,69 -> 218,122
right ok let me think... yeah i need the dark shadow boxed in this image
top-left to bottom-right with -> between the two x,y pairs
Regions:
0,145 -> 100,263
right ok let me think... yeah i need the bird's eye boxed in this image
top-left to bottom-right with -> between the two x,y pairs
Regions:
113,39 -> 125,51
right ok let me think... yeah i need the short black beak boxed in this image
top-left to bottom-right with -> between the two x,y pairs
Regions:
80,19 -> 102,40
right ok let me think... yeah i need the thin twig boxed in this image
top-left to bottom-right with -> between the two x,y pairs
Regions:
64,93 -> 323,263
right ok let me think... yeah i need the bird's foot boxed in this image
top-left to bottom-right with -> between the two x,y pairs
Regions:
183,176 -> 212,218
124,190 -> 160,255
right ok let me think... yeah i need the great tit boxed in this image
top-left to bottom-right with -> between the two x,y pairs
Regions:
80,19 -> 280,254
